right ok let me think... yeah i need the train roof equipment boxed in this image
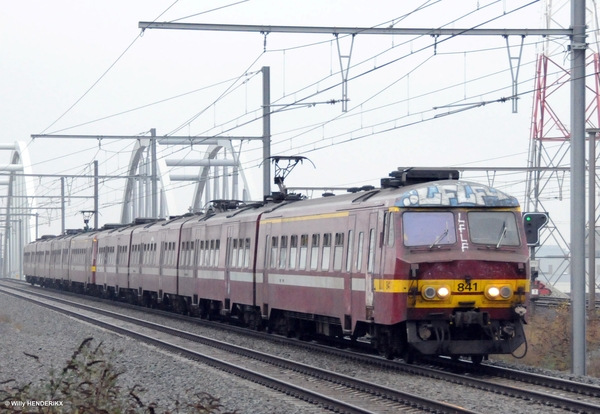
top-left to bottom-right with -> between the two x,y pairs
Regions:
382,167 -> 460,188
263,155 -> 315,202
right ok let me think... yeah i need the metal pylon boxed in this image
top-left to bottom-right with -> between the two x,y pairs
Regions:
526,0 -> 600,292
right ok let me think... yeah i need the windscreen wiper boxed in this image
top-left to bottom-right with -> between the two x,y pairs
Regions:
496,221 -> 507,249
429,228 -> 449,249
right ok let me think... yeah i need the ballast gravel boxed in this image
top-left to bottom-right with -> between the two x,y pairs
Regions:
0,291 -> 325,413
1,282 -> 596,413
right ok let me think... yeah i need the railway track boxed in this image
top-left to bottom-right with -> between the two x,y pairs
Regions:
0,282 -> 474,414
4,279 -> 600,413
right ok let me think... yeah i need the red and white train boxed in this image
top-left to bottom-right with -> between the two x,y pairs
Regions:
24,168 -> 530,363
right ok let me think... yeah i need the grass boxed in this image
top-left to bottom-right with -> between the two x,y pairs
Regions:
493,304 -> 600,375
0,337 -> 238,413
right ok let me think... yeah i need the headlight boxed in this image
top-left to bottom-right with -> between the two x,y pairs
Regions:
485,285 -> 513,300
486,286 -> 500,298
437,286 -> 450,299
421,286 -> 451,300
423,286 -> 436,299
500,286 -> 512,299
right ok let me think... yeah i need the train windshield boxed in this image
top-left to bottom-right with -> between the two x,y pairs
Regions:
402,212 -> 456,247
467,211 -> 520,247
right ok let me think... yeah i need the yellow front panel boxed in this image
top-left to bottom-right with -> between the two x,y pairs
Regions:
412,279 -> 529,309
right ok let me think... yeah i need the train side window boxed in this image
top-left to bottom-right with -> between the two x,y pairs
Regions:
186,242 -> 191,266
231,238 -> 238,267
214,240 -> 220,266
310,234 -> 320,270
322,233 -> 332,271
367,229 -> 376,273
289,235 -> 298,269
333,233 -> 344,271
204,240 -> 209,266
270,236 -> 278,269
188,242 -> 193,266
159,242 -> 164,266
387,213 -> 395,246
244,238 -> 251,268
299,234 -> 308,270
346,230 -> 354,273
198,241 -> 204,266
356,232 -> 364,272
237,239 -> 245,268
193,241 -> 197,266
209,240 -> 215,267
264,236 -> 269,268
207,240 -> 212,267
279,236 -> 288,269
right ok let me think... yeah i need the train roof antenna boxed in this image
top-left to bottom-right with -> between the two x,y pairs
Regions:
264,156 -> 315,196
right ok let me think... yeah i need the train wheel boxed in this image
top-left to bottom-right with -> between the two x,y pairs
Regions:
471,355 -> 483,365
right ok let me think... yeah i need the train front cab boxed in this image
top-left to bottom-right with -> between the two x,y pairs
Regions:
374,181 -> 529,361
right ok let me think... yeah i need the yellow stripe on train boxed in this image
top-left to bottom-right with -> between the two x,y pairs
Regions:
373,278 -> 529,308
372,279 -> 412,292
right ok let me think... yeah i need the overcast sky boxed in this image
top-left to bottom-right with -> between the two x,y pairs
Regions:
0,0 -> 578,238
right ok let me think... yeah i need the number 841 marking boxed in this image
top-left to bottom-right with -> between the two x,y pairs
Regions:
457,282 -> 478,292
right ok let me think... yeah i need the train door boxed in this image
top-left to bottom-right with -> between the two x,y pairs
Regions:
377,209 -> 389,279
365,212 -> 379,308
90,236 -> 97,286
194,227 -> 205,279
225,223 -> 240,300
344,215 -> 356,325
158,231 -> 166,295
258,222 -> 271,317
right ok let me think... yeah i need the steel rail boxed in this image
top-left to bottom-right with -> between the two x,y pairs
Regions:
7,280 -> 600,412
0,283 -> 476,414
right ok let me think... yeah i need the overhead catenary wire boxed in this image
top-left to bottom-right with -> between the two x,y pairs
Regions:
22,0 -> 586,232
185,0 -> 542,156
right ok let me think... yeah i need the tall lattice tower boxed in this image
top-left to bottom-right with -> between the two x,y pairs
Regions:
526,0 -> 600,290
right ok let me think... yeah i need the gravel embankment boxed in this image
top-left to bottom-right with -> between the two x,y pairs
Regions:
0,291 -> 326,413
0,284 -> 593,413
